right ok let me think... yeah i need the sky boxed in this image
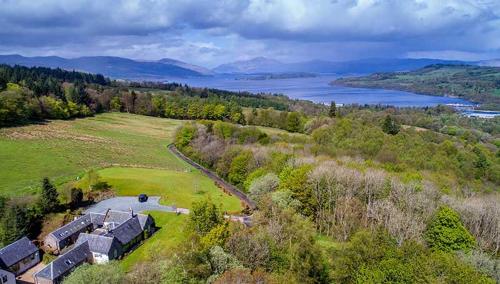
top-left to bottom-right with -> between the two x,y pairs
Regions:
0,0 -> 499,67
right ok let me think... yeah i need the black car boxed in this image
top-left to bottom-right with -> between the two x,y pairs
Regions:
138,194 -> 148,202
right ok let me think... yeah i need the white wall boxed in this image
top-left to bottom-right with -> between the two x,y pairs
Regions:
92,252 -> 109,264
0,269 -> 15,284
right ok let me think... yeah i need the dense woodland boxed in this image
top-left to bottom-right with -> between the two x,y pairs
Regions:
170,118 -> 499,282
1,64 -> 499,283
0,64 -> 322,130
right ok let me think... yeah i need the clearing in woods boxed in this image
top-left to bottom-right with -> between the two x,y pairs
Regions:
0,112 -> 185,195
0,112 -> 243,213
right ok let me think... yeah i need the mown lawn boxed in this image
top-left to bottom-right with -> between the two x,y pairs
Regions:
0,113 -> 186,196
120,211 -> 189,271
74,167 -> 242,212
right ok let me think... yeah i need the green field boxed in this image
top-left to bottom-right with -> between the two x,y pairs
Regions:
121,211 -> 188,271
0,113 -> 187,195
74,167 -> 242,212
0,113 -> 243,213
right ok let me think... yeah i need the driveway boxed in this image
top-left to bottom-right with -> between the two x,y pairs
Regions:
84,196 -> 181,214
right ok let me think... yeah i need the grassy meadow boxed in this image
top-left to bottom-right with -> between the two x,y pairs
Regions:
0,112 -> 188,195
121,211 -> 189,271
0,113 -> 243,213
74,167 -> 242,212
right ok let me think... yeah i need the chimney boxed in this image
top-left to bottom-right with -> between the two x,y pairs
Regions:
129,207 -> 134,218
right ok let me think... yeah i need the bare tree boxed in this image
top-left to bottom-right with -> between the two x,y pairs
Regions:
444,195 -> 500,253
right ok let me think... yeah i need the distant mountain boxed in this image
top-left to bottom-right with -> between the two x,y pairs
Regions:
0,54 -> 206,79
213,57 -> 472,75
213,57 -> 287,73
478,59 -> 500,67
157,58 -> 214,75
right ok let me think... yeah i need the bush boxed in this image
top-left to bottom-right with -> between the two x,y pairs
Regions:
425,206 -> 476,252
63,262 -> 123,284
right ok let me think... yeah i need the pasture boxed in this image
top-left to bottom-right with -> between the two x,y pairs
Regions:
0,113 -> 185,195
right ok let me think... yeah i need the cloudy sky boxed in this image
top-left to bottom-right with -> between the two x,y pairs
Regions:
0,0 -> 499,67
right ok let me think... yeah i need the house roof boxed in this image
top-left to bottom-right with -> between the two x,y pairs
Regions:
0,237 -> 38,268
89,212 -> 106,226
75,233 -> 118,255
48,215 -> 94,241
34,242 -> 91,281
107,216 -> 143,245
103,210 -> 152,231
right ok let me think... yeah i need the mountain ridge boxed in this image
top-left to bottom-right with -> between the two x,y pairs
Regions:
213,57 -> 475,74
0,54 -> 207,79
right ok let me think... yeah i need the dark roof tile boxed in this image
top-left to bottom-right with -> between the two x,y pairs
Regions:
108,217 -> 143,245
35,242 -> 91,280
75,233 -> 117,255
0,237 -> 38,268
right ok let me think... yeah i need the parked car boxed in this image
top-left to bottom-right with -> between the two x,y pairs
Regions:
138,194 -> 148,202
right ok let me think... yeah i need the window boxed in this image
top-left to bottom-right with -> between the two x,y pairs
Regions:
2,274 -> 8,284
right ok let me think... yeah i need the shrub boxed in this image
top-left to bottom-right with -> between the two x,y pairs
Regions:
63,262 -> 124,284
425,206 -> 476,252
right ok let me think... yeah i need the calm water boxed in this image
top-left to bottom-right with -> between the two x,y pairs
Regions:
172,75 -> 475,107
171,75 -> 499,117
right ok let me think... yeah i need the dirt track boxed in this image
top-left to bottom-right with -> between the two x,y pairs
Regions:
168,144 -> 256,210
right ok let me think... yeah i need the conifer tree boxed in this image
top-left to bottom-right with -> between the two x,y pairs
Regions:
39,177 -> 60,213
382,115 -> 400,135
329,101 -> 337,117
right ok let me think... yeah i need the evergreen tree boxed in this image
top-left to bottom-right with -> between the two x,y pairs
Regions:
0,204 -> 29,245
473,146 -> 490,179
0,76 -> 6,90
39,177 -> 60,213
425,206 -> 476,252
382,115 -> 400,135
70,187 -> 84,208
329,101 -> 337,117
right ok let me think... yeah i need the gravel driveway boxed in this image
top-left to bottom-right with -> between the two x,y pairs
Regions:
84,196 -> 177,214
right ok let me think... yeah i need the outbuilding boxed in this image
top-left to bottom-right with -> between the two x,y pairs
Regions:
0,237 -> 40,276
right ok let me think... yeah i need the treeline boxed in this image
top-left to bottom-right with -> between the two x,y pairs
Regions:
1,64 -> 309,127
128,80 -> 290,111
246,107 -> 307,132
0,64 -> 109,94
172,122 -> 498,282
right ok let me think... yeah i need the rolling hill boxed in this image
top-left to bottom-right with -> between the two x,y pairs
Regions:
332,64 -> 500,109
0,54 -> 208,80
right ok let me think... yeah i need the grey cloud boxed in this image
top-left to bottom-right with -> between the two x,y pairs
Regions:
0,0 -> 499,65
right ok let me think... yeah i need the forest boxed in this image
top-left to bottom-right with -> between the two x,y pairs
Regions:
169,116 -> 499,282
0,64 -> 317,128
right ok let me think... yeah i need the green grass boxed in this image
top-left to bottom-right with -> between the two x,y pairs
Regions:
120,211 -> 189,271
315,234 -> 342,250
75,167 -> 242,212
0,113 -> 187,196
